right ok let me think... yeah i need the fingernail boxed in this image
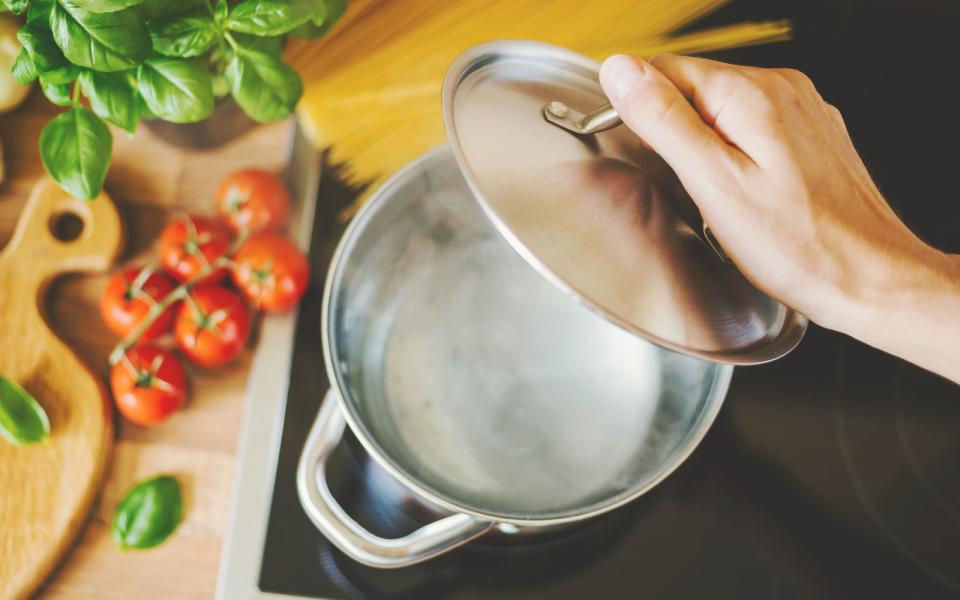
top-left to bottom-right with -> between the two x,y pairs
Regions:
600,55 -> 645,103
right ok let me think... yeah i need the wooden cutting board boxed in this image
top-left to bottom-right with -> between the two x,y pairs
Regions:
0,179 -> 122,600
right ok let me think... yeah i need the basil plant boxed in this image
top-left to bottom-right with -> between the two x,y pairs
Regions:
4,0 -> 344,200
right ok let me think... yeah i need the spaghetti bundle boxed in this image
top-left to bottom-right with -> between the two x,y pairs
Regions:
285,0 -> 791,213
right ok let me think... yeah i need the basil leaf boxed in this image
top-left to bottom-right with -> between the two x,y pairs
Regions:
40,77 -> 72,105
310,0 -> 335,26
112,475 -> 183,550
147,7 -> 217,58
230,32 -> 281,58
51,1 -> 151,72
137,0 -> 173,19
18,15 -> 83,85
27,0 -> 53,21
39,107 -> 113,200
137,55 -> 213,123
61,0 -> 146,12
3,0 -> 27,14
18,21 -> 70,73
213,0 -> 227,25
226,0 -> 316,36
27,0 -> 54,23
226,48 -> 302,123
139,0 -> 206,19
11,49 -> 39,84
40,63 -> 81,85
289,0 -> 345,39
138,95 -> 157,120
79,70 -> 140,132
212,71 -> 228,97
0,376 -> 50,445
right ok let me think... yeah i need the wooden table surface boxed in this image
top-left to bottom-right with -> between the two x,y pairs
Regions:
0,91 -> 294,600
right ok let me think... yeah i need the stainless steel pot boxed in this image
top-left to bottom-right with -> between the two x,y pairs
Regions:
297,147 -> 733,568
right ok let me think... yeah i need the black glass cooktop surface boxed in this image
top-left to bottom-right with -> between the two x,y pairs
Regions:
258,1 -> 960,598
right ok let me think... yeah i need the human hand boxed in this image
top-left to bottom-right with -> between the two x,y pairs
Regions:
599,54 -> 960,382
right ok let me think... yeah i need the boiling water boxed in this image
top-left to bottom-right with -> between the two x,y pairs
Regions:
330,149 -> 725,519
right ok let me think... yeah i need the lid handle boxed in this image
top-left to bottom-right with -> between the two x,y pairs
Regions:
543,100 -> 731,264
543,101 -> 622,135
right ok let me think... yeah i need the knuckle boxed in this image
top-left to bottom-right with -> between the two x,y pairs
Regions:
750,93 -> 780,122
825,102 -> 845,123
704,68 -> 756,100
776,67 -> 810,84
774,67 -> 818,94
616,80 -> 657,125
699,68 -> 783,123
742,66 -> 778,87
733,76 -> 778,108
648,53 -> 676,69
626,82 -> 682,133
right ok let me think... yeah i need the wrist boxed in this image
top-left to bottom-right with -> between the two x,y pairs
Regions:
843,241 -> 950,325
873,244 -> 960,317
832,241 -> 960,380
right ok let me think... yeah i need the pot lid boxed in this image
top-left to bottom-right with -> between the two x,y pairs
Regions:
441,41 -> 806,365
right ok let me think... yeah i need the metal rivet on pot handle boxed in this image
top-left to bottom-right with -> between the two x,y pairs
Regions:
296,391 -> 495,568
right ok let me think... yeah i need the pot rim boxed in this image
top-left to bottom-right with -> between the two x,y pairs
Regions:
320,145 -> 735,527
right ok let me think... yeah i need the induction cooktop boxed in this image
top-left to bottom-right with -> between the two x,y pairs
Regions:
217,1 -> 960,598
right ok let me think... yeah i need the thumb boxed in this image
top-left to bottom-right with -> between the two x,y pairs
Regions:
599,55 -> 737,185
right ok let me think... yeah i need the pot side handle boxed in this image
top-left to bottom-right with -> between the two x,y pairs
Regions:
296,391 -> 495,568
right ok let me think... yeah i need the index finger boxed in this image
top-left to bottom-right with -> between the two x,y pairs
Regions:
649,54 -> 783,162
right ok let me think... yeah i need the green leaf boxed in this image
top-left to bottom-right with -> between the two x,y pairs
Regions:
39,107 -> 113,200
38,62 -> 81,85
18,3 -> 86,85
230,32 -> 281,57
213,0 -> 227,25
137,55 -> 213,123
226,48 -> 301,123
50,1 -> 152,72
138,0 -> 206,19
112,475 -> 183,550
79,70 -> 140,132
61,0 -> 146,12
137,0 -> 172,18
311,0 -> 338,26
3,0 -> 28,14
40,77 -> 72,105
226,0 -> 316,36
27,0 -> 53,23
17,21 -> 70,72
0,376 -> 50,445
211,71 -> 228,97
11,49 -> 39,84
289,0 -> 345,39
147,7 -> 217,58
138,94 -> 157,119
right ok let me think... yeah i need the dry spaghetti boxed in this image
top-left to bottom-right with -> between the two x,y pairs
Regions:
285,0 -> 791,216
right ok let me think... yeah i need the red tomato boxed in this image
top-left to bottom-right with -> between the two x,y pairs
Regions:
175,286 -> 251,368
110,346 -> 187,427
159,215 -> 232,283
231,234 -> 310,312
215,169 -> 291,233
100,267 -> 177,340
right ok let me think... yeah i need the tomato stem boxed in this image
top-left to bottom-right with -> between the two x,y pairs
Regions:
107,228 -> 251,366
126,264 -> 158,303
